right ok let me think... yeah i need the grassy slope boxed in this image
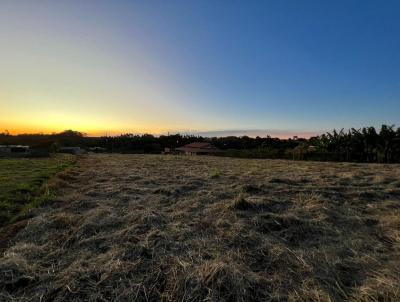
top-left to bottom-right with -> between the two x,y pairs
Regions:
0,154 -> 75,226
1,154 -> 400,301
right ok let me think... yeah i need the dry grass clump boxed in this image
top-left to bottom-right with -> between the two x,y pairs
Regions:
1,154 -> 400,301
165,259 -> 271,301
241,184 -> 262,193
209,168 -> 221,179
0,252 -> 42,293
229,193 -> 255,210
349,268 -> 400,301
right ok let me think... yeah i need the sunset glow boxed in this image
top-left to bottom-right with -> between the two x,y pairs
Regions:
1,1 -> 399,137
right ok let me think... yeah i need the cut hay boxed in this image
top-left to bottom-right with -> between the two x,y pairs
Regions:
229,194 -> 255,210
1,154 -> 399,301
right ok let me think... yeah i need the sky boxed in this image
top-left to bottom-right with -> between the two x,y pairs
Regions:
0,0 -> 399,137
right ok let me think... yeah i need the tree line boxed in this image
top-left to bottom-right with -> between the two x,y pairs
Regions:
1,125 -> 400,163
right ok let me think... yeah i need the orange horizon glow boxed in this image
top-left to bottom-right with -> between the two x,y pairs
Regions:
1,123 -> 322,139
2,128 -> 176,137
0,122 -> 182,137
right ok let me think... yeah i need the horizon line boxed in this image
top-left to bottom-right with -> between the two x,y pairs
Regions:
3,128 -> 326,139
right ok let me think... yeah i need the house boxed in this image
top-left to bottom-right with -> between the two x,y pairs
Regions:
175,142 -> 222,155
0,145 -> 30,156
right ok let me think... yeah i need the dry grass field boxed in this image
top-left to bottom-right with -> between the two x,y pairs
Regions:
1,154 -> 400,301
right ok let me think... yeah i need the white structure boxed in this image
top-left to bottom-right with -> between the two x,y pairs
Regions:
0,145 -> 29,155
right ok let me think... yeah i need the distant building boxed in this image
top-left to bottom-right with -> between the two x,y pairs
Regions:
0,145 -> 10,155
163,147 -> 172,154
175,142 -> 222,155
59,147 -> 85,155
0,145 -> 29,156
88,147 -> 107,153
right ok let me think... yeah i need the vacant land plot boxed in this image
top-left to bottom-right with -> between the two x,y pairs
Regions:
0,154 -> 75,226
1,154 -> 400,301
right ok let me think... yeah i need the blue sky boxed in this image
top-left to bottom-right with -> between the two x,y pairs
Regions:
1,0 -> 399,136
